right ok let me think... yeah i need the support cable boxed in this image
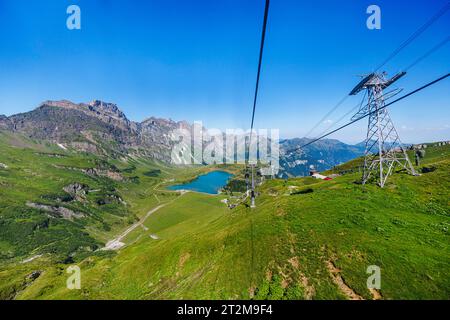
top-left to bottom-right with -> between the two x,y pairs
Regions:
303,2 -> 450,139
374,2 -> 450,72
247,0 -> 270,209
285,73 -> 450,153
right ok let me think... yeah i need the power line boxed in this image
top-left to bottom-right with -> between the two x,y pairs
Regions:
285,73 -> 450,153
374,2 -> 450,72
405,35 -> 450,71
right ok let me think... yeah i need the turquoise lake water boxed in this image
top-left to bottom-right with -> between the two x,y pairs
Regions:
168,171 -> 233,194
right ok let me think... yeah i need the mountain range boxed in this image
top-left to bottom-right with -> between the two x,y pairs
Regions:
0,100 -> 192,162
278,138 -> 366,177
0,100 -> 366,176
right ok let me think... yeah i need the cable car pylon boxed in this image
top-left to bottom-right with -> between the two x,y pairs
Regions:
349,71 -> 418,187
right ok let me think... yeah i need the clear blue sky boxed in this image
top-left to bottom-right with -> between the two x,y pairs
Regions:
0,0 -> 449,143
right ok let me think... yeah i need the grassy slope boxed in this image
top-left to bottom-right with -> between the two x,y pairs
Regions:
0,131 -> 243,299
1,137 -> 449,300
0,131 -> 169,257
0,130 -> 223,257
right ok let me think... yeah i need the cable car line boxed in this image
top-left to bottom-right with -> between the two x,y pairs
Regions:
374,2 -> 450,72
311,91 -> 367,142
285,73 -> 450,153
303,3 -> 450,141
318,34 -> 449,142
404,35 -> 450,71
303,95 -> 349,139
246,0 -> 270,208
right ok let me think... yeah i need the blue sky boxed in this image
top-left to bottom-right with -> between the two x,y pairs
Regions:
0,0 -> 449,143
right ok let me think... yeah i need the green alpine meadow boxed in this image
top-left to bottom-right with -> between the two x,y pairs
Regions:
0,127 -> 448,299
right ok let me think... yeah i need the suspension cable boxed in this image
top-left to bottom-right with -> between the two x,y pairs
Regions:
374,2 -> 450,71
405,35 -> 450,71
284,73 -> 450,153
249,0 -> 270,140
303,3 -> 450,140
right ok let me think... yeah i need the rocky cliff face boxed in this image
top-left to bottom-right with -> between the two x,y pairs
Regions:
0,115 -> 11,130
2,100 -> 190,162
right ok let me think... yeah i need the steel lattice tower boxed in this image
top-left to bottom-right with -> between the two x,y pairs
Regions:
350,72 -> 417,187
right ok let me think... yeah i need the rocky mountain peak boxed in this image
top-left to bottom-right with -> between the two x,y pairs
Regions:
87,100 -> 126,120
41,100 -> 80,109
39,99 -> 127,122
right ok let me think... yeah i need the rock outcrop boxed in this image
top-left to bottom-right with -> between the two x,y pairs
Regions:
26,202 -> 85,220
63,183 -> 89,201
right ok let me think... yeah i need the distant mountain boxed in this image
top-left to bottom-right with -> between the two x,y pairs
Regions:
278,138 -> 366,177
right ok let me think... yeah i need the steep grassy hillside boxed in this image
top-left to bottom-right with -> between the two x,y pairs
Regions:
1,142 -> 448,300
0,130 -> 219,263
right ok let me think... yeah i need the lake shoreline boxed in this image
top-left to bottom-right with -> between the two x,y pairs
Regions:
167,170 -> 234,195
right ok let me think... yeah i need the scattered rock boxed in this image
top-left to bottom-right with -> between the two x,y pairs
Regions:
0,163 -> 8,169
63,183 -> 89,201
26,202 -> 85,220
82,168 -> 124,181
96,194 -> 127,206
26,271 -> 42,282
53,165 -> 124,182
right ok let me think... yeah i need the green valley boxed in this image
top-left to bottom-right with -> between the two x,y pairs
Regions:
0,131 -> 448,300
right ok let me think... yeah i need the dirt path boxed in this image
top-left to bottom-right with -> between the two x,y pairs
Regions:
326,260 -> 364,300
369,288 -> 383,300
103,204 -> 167,250
102,191 -> 187,251
326,260 -> 383,300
